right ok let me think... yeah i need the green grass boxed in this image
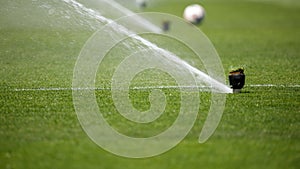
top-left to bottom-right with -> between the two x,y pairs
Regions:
1,0 -> 300,169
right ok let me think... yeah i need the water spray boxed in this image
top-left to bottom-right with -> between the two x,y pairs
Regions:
66,0 -> 232,158
62,0 -> 232,93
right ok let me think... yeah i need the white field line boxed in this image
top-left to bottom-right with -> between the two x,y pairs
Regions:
11,84 -> 300,92
248,0 -> 300,7
247,84 -> 300,88
12,86 -> 208,92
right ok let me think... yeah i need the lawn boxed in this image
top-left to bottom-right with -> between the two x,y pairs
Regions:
0,0 -> 299,169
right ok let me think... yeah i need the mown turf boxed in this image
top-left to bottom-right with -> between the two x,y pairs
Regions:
0,0 -> 299,169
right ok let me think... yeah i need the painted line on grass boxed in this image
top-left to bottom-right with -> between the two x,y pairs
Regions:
10,84 -> 300,92
248,0 -> 300,7
247,84 -> 300,88
12,86 -> 205,91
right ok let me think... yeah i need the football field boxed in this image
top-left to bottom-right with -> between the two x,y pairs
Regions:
0,0 -> 299,168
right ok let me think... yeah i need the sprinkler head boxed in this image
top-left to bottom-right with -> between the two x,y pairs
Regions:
162,20 -> 170,32
136,0 -> 147,8
229,68 -> 245,93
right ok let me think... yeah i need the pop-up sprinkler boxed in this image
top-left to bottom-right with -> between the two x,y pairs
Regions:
229,67 -> 245,93
136,0 -> 147,8
162,20 -> 170,31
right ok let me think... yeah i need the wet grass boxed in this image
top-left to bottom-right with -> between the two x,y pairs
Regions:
0,0 -> 299,169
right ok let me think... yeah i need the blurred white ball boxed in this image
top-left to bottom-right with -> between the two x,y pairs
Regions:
183,4 -> 205,24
